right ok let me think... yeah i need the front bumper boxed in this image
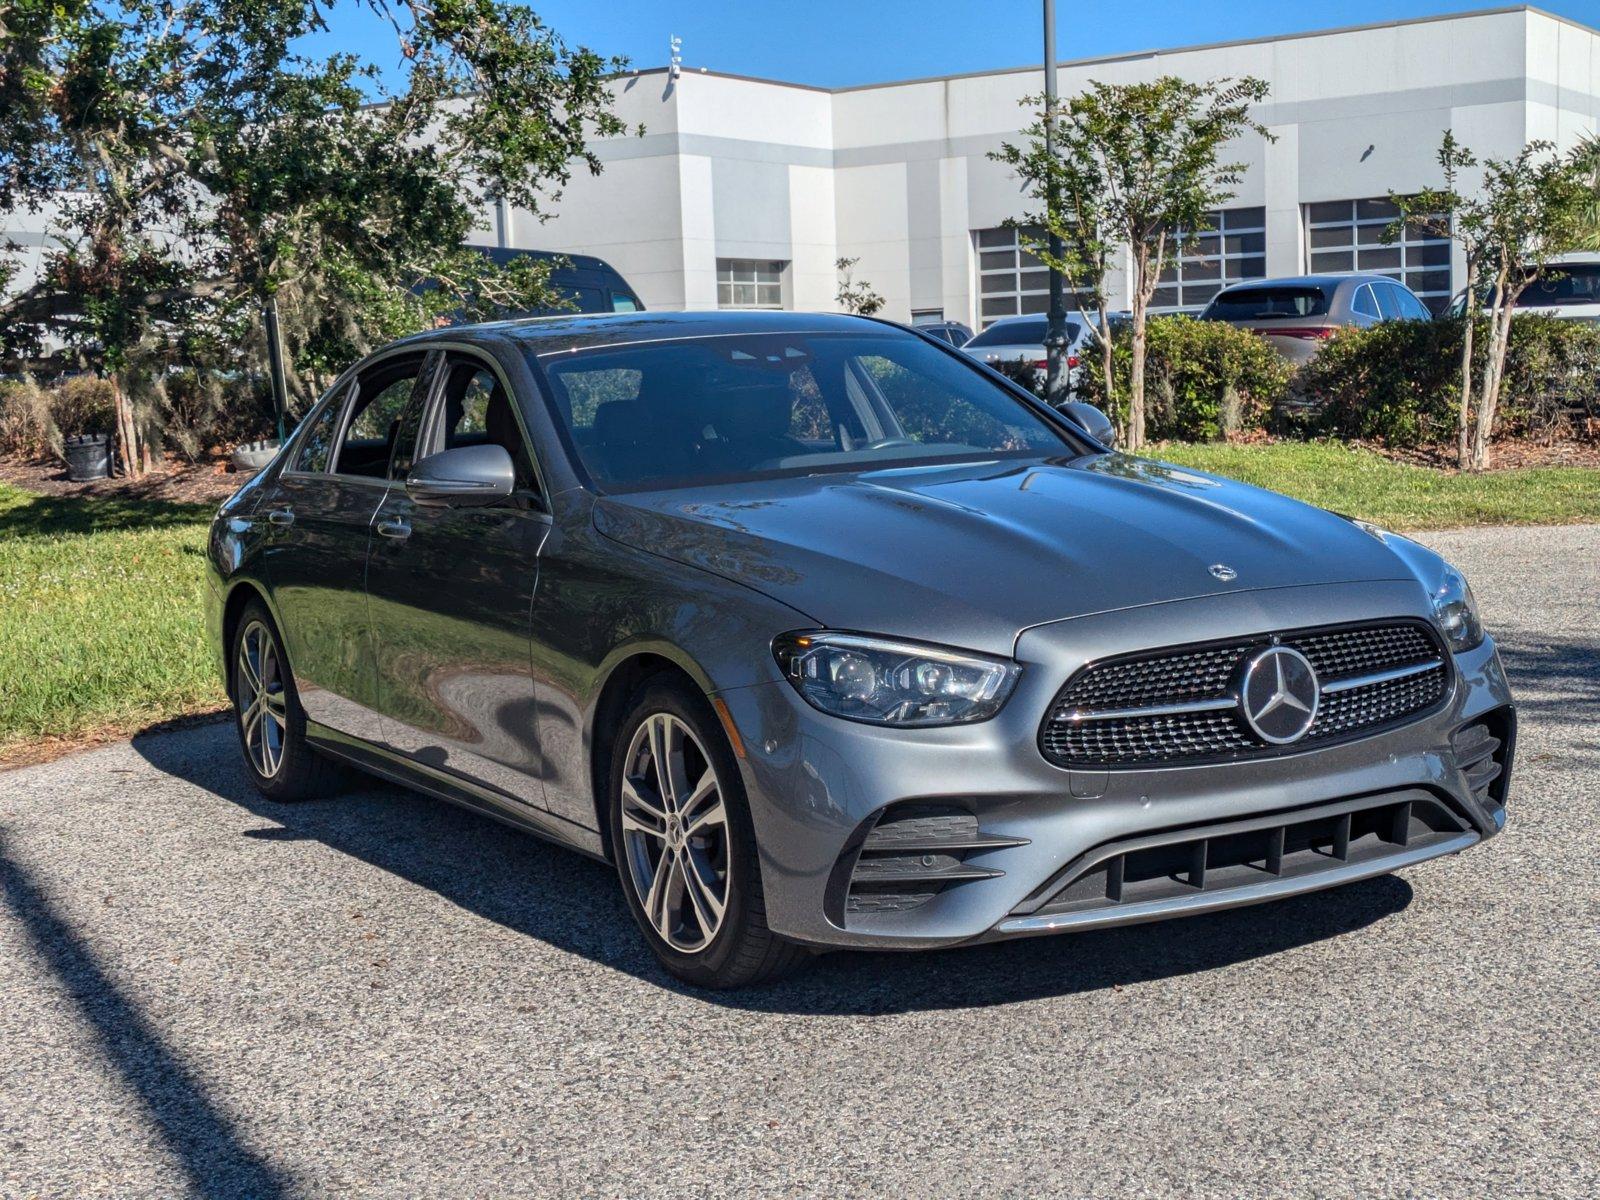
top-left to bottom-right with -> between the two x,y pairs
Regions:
716,581 -> 1513,950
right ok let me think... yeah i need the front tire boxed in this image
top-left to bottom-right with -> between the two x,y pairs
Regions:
229,600 -> 345,802
609,679 -> 806,989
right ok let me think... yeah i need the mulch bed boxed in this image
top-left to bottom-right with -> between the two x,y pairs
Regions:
0,454 -> 247,505
1351,439 -> 1600,471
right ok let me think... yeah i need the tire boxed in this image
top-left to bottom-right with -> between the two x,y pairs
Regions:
609,678 -> 807,989
229,600 -> 347,802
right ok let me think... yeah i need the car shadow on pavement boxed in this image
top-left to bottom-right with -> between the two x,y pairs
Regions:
134,724 -> 1414,1015
0,831 -> 293,1199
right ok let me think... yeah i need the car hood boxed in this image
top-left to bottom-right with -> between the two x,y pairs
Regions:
591,455 -> 1418,656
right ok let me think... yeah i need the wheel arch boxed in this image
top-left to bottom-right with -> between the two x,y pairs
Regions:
220,578 -> 282,688
587,646 -> 716,863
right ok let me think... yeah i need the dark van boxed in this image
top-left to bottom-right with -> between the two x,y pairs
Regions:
476,246 -> 644,315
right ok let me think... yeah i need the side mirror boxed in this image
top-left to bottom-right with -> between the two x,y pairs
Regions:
405,444 -> 515,507
1059,401 -> 1116,447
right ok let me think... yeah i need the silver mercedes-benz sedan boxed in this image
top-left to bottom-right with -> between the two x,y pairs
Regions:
206,311 -> 1513,988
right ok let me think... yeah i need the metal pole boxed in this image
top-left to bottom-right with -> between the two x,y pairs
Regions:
1042,0 -> 1070,405
263,297 -> 288,443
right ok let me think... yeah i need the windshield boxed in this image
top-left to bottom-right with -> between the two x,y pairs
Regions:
964,317 -> 1082,348
534,331 -> 1076,492
1204,286 -> 1331,320
1515,264 -> 1600,307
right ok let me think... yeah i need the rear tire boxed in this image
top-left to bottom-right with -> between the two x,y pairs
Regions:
609,678 -> 807,989
229,600 -> 347,802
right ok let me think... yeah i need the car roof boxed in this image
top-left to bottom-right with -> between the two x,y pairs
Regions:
389,309 -> 894,355
1215,274 -> 1404,292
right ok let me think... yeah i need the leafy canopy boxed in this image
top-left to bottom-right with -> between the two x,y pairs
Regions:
0,0 -> 631,398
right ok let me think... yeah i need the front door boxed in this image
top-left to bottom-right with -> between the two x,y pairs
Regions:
364,348 -> 551,807
256,352 -> 428,739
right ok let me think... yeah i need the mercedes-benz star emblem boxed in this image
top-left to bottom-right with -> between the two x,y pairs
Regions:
1239,646 -> 1320,745
1209,563 -> 1237,582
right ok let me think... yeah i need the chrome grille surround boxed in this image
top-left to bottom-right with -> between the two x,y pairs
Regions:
1040,620 -> 1450,769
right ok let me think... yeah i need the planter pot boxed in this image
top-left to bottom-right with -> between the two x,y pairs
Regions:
64,434 -> 111,482
230,440 -> 281,473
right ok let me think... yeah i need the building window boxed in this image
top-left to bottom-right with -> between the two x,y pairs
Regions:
1151,206 -> 1267,313
1304,198 -> 1452,313
975,225 -> 1089,327
717,259 -> 785,309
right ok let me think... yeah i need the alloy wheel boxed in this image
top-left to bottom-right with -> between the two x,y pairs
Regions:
235,619 -> 289,779
619,712 -> 731,953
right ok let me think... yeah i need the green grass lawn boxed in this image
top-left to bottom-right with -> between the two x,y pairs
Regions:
0,483 -> 223,762
1,442 -> 1598,761
1156,441 -> 1600,529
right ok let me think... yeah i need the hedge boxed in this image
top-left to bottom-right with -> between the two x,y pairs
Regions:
1297,313 -> 1600,447
1073,315 -> 1293,442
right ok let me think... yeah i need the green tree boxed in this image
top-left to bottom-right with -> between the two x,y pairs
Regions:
995,75 -> 1270,449
834,257 -> 884,315
1395,134 -> 1599,470
0,0 -> 629,472
991,115 -> 1116,408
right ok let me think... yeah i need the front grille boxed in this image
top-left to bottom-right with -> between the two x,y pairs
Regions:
1013,791 -> 1469,920
1041,620 -> 1449,769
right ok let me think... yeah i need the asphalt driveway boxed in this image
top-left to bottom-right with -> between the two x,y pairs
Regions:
2,524 -> 1597,1198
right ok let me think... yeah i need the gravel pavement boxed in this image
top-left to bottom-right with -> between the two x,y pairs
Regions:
2,524 -> 1597,1198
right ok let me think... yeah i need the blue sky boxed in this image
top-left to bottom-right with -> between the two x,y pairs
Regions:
306,1 -> 1599,92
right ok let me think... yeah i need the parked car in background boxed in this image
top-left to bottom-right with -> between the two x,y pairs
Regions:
960,314 -> 1092,390
914,320 -> 974,348
1200,274 -> 1431,364
1447,254 -> 1600,323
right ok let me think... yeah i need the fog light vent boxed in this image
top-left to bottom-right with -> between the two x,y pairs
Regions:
839,804 -> 1027,919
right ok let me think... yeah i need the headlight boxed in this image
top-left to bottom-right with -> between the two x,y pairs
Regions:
1430,568 -> 1484,654
1346,518 -> 1485,655
772,632 -> 1020,726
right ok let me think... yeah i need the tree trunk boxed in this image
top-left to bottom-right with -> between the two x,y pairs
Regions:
110,373 -> 143,478
1128,316 -> 1147,450
1456,317 -> 1475,469
1456,268 -> 1477,470
1473,305 -> 1514,472
1095,307 -> 1117,438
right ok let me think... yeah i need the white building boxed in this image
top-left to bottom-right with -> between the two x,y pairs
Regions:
476,5 -> 1600,326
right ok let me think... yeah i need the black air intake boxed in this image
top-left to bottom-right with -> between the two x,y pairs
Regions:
832,804 -> 1027,921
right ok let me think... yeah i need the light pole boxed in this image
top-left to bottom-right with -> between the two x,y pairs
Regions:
1041,0 -> 1070,405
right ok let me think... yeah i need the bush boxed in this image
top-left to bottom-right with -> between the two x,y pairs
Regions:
1299,314 -> 1600,447
0,375 -> 116,461
1076,315 -> 1292,441
49,375 -> 117,440
0,380 -> 54,459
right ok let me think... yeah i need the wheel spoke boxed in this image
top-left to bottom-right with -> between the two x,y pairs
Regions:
682,770 -> 724,836
648,715 -> 678,809
237,645 -> 261,699
680,849 -> 726,934
644,852 -> 678,939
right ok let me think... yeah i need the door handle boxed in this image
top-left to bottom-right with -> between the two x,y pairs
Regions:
266,508 -> 295,527
376,516 -> 411,540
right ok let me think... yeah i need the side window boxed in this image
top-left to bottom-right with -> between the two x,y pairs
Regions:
290,391 -> 344,474
611,294 -> 641,313
786,366 -> 835,446
334,355 -> 425,478
432,354 -> 538,491
1351,285 -> 1380,319
1372,282 -> 1403,321
388,354 -> 442,480
1398,286 -> 1431,320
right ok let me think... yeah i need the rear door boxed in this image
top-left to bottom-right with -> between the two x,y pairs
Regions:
365,346 -> 552,807
257,351 -> 429,739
